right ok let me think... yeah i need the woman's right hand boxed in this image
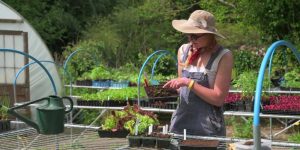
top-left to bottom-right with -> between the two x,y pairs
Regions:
163,77 -> 190,89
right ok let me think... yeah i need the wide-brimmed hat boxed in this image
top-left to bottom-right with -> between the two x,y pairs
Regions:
172,10 -> 225,39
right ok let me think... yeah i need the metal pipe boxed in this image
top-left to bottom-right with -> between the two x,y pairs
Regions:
0,48 -> 57,95
150,52 -> 177,82
253,40 -> 300,149
13,60 -> 62,104
137,50 -> 177,106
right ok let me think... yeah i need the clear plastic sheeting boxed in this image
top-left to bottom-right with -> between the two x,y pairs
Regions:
0,1 -> 62,100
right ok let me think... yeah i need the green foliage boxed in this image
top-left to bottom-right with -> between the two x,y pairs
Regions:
102,105 -> 159,135
82,0 -> 182,67
102,115 -> 118,130
63,40 -> 104,82
233,71 -> 272,98
110,63 -> 140,82
3,0 -> 117,53
123,120 -> 135,134
236,0 -> 300,43
90,65 -> 111,80
271,47 -> 300,79
135,113 -> 159,135
233,50 -> 263,76
0,95 -> 10,120
282,68 -> 300,88
81,87 -> 147,101
123,109 -> 159,135
81,109 -> 101,125
232,117 -> 253,138
65,88 -> 98,96
288,132 -> 300,144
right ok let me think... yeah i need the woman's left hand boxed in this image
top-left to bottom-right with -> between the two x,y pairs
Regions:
163,77 -> 190,89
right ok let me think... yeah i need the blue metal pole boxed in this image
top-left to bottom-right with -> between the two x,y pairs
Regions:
150,52 -> 177,82
137,50 -> 177,106
0,48 -> 57,95
63,49 -> 81,78
253,40 -> 300,149
14,61 -> 61,98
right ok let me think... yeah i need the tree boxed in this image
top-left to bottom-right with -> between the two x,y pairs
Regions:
3,0 -> 117,54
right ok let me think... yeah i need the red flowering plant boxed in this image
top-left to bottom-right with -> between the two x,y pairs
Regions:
224,93 -> 243,111
263,95 -> 300,114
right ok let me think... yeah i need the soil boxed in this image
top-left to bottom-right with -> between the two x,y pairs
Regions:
149,132 -> 171,138
180,139 -> 219,147
144,85 -> 178,98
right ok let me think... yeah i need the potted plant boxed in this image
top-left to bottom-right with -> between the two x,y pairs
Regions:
98,110 -> 130,138
123,104 -> 159,147
154,132 -> 171,149
233,71 -> 272,112
144,83 -> 178,108
262,95 -> 300,114
76,72 -> 92,86
78,87 -> 147,106
90,65 -> 112,87
0,94 -> 11,133
280,68 -> 300,90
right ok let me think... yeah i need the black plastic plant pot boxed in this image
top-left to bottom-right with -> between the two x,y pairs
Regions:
280,86 -> 300,91
262,110 -> 300,115
76,80 -> 92,86
0,120 -> 11,133
179,139 -> 219,150
110,100 -> 127,107
142,136 -> 156,148
97,130 -> 129,138
156,138 -> 171,149
127,135 -> 142,147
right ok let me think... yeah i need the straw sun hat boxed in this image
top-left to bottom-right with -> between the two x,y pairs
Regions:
172,10 -> 225,39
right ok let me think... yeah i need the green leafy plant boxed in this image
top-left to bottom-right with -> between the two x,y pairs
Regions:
123,110 -> 159,135
77,72 -> 92,81
90,65 -> 111,80
288,132 -> 300,144
80,87 -> 147,101
233,50 -> 263,76
101,104 -> 159,135
282,68 -> 300,88
102,110 -> 128,131
0,94 -> 10,120
232,117 -> 253,138
233,71 -> 272,99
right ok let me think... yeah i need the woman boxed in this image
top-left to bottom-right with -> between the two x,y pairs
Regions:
163,10 -> 233,138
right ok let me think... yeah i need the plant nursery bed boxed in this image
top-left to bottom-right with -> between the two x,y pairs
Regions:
179,139 -> 219,150
279,86 -> 300,91
98,129 -> 129,138
77,99 -> 128,107
77,100 -> 100,106
76,80 -> 92,86
261,110 -> 300,115
152,133 -> 171,149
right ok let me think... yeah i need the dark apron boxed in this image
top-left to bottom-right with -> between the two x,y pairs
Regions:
170,46 -> 226,136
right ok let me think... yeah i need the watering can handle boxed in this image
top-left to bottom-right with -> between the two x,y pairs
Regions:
62,96 -> 73,113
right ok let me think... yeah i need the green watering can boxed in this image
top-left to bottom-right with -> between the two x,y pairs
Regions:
0,95 -> 73,135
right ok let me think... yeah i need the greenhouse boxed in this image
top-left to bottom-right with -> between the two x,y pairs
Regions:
0,0 -> 300,150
